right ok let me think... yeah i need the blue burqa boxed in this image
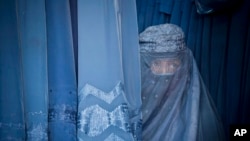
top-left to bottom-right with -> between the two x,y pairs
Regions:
77,0 -> 142,140
140,24 -> 225,141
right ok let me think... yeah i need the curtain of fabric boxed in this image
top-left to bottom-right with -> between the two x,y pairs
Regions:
136,0 -> 250,139
0,0 -> 142,140
77,0 -> 141,140
0,0 -> 26,140
46,0 -> 77,140
0,0 -> 77,140
69,0 -> 78,81
17,0 -> 48,140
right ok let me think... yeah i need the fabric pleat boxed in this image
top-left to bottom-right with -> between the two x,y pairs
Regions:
0,0 -> 25,140
69,0 -> 78,82
16,0 -> 49,140
46,0 -> 77,140
224,0 -> 250,131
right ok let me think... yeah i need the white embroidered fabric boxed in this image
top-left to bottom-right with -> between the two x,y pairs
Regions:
78,104 -> 130,137
77,82 -> 137,141
78,82 -> 122,104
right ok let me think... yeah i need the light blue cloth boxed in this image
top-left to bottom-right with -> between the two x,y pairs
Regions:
17,0 -> 48,140
77,0 -> 142,140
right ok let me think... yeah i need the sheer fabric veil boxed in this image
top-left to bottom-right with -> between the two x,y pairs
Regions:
140,24 -> 225,141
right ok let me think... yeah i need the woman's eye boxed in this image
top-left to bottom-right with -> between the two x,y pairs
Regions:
152,63 -> 160,70
153,61 -> 160,66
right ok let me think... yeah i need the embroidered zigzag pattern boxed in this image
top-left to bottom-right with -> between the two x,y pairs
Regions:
78,82 -> 132,141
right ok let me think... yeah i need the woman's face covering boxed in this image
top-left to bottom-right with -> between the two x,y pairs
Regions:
150,58 -> 181,75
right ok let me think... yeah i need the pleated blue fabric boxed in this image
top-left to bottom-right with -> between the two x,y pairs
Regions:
46,0 -> 77,140
0,0 -> 25,140
17,0 -> 49,140
69,0 -> 78,81
77,0 -> 142,140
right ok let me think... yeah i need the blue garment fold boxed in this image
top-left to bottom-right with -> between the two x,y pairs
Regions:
159,0 -> 174,14
17,0 -> 48,140
0,0 -> 25,140
46,0 -> 77,140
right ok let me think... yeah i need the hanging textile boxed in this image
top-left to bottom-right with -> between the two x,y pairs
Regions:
69,0 -> 78,81
17,0 -> 48,140
0,0 -> 25,140
140,24 -> 225,141
77,0 -> 142,140
46,0 -> 77,140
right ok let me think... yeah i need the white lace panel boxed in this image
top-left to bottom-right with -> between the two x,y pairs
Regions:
78,82 -> 122,104
78,104 -> 130,137
78,82 -> 135,141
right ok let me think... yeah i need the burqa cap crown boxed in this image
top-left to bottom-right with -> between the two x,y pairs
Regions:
139,24 -> 186,53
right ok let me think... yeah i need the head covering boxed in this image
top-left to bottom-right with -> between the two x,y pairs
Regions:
140,24 -> 225,141
140,24 -> 186,76
140,24 -> 186,53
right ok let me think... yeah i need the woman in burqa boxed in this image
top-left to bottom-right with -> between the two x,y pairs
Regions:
140,24 -> 225,141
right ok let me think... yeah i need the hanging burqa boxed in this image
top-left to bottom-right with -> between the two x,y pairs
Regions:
140,24 -> 225,141
77,0 -> 142,140
0,0 -> 49,140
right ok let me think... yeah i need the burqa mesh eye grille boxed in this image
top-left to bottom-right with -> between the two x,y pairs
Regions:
150,58 -> 181,75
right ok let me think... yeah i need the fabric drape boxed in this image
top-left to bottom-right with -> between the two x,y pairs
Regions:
0,0 -> 77,140
0,0 -> 25,140
77,0 -> 142,140
17,0 -> 49,140
46,0 -> 77,140
1,0 -> 142,140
